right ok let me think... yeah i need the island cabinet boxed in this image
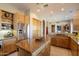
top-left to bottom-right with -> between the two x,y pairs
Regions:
18,48 -> 31,56
51,37 -> 57,46
77,45 -> 79,56
71,39 -> 78,56
51,35 -> 71,49
2,39 -> 17,56
16,39 -> 50,56
37,42 -> 50,56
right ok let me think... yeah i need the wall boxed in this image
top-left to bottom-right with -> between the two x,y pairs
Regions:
48,21 -> 72,35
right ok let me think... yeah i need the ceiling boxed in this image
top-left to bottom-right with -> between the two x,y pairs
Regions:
9,3 -> 79,22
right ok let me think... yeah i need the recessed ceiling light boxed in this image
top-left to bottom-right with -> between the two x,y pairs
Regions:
65,16 -> 69,18
50,11 -> 54,14
37,9 -> 40,12
61,8 -> 64,11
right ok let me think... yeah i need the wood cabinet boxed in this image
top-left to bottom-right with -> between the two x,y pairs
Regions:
51,37 -> 57,46
17,39 -> 50,56
73,19 -> 79,31
78,45 -> 79,56
18,48 -> 31,56
18,43 -> 50,56
25,16 -> 29,24
16,40 -> 31,56
73,11 -> 79,31
32,18 -> 41,38
71,39 -> 78,56
2,39 -> 16,55
38,42 -> 50,56
51,34 -> 70,49
70,38 -> 79,56
15,13 -> 25,24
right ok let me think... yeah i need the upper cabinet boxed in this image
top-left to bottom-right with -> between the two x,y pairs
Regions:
24,16 -> 29,24
0,9 -> 14,30
14,13 -> 25,24
14,13 -> 30,24
73,11 -> 79,31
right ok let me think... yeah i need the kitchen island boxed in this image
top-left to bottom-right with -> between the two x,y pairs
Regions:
16,36 -> 50,56
51,33 -> 79,56
66,34 -> 79,56
0,37 -> 17,56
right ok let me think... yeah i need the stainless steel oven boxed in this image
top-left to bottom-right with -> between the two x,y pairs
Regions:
0,41 -> 3,49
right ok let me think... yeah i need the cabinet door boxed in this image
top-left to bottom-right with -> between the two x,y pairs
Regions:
3,39 -> 16,55
52,36 -> 70,49
61,37 -> 70,49
38,47 -> 46,56
73,19 -> 79,31
38,42 -> 50,56
73,11 -> 79,31
71,40 -> 78,56
56,37 -> 63,47
51,37 -> 57,46
78,46 -> 79,56
3,44 -> 10,55
18,48 -> 31,56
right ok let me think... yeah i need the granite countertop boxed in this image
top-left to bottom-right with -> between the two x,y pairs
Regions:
16,36 -> 50,55
52,33 -> 79,45
0,36 -> 16,41
16,39 -> 31,53
65,34 -> 79,45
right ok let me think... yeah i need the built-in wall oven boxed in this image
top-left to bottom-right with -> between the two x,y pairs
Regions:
0,41 -> 3,49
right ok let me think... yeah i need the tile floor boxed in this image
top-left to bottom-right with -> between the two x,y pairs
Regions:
8,46 -> 72,56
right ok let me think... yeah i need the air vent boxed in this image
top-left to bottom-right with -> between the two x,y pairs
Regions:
43,4 -> 48,7
36,3 -> 48,7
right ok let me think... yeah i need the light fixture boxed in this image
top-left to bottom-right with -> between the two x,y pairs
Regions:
36,3 -> 48,8
65,16 -> 69,18
37,9 -> 40,12
50,11 -> 54,14
61,8 -> 64,11
36,3 -> 49,13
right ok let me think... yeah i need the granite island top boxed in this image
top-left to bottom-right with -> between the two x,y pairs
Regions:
65,34 -> 79,45
16,36 -> 50,55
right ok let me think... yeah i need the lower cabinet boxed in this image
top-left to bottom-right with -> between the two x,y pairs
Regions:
17,41 -> 50,56
2,39 -> 16,56
78,45 -> 79,56
38,42 -> 50,56
51,34 -> 79,56
51,35 -> 70,49
51,37 -> 57,46
18,48 -> 31,56
71,39 -> 78,56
